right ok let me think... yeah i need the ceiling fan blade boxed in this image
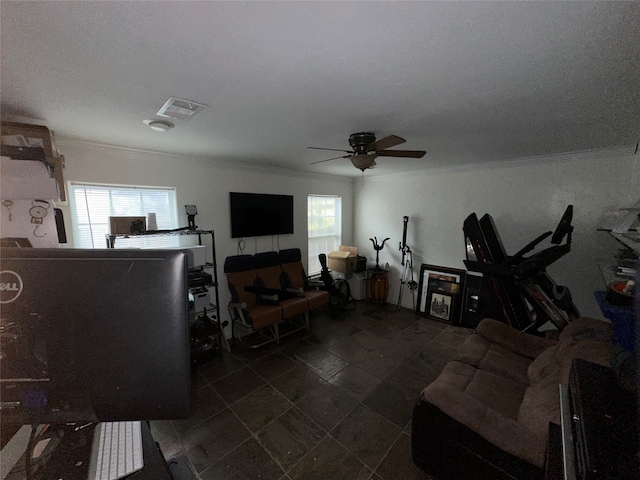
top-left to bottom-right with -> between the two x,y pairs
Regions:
308,146 -> 354,153
376,150 -> 426,158
310,154 -> 351,165
368,135 -> 405,152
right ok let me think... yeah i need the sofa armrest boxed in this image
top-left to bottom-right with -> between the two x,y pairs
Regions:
477,318 -> 557,359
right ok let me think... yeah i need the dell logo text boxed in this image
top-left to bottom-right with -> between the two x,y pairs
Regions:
0,271 -> 23,304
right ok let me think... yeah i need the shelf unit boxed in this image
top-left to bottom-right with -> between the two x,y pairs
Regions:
595,225 -> 638,352
597,205 -> 640,255
611,231 -> 640,255
106,229 -> 223,366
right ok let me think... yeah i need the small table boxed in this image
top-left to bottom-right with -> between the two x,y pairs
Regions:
367,269 -> 389,304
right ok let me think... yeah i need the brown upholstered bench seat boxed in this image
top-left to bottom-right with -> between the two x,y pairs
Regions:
225,249 -> 328,348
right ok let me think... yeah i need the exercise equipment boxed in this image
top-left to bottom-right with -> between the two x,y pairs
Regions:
319,253 -> 354,311
463,205 -> 579,332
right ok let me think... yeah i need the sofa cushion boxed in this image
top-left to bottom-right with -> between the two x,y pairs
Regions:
455,333 -> 532,385
477,318 -> 557,359
422,361 -> 528,421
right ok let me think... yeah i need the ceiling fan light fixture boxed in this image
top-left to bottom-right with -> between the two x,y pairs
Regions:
143,119 -> 174,132
350,153 -> 377,171
309,132 -> 426,172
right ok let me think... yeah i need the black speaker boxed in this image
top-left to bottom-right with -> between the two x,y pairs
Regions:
54,208 -> 67,243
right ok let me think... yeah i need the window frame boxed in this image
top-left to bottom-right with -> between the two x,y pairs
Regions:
68,182 -> 178,248
307,194 -> 342,275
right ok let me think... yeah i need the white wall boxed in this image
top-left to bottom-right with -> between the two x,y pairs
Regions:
55,139 -> 638,323
55,138 -> 353,332
353,149 -> 639,319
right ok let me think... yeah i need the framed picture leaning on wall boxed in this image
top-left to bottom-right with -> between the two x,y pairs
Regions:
416,264 -> 466,324
426,290 -> 455,322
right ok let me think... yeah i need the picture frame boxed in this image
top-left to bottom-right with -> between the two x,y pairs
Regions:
416,264 -> 466,324
426,290 -> 455,323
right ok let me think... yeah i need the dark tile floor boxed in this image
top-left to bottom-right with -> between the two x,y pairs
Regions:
150,301 -> 474,480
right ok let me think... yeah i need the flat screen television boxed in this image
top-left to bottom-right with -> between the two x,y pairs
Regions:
0,248 -> 191,425
230,192 -> 294,238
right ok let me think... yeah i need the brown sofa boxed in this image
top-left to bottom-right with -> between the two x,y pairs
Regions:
412,317 -> 613,480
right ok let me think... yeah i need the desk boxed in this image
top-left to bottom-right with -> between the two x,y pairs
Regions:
2,422 -> 174,479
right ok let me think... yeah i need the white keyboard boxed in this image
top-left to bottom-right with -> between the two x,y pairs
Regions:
87,421 -> 144,480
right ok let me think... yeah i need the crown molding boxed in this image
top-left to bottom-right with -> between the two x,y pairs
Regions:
358,145 -> 637,184
55,136 -> 352,184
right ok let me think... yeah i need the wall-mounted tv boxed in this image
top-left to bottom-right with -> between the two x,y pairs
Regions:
230,192 -> 294,238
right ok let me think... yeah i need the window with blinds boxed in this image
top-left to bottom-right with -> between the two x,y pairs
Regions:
307,195 -> 341,275
69,183 -> 178,248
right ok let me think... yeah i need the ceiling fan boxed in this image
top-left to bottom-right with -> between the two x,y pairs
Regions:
308,132 -> 426,171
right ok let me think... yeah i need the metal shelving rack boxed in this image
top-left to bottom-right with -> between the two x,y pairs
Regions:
106,229 -> 222,365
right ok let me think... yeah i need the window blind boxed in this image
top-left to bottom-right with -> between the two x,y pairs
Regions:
307,195 -> 342,275
69,183 -> 178,248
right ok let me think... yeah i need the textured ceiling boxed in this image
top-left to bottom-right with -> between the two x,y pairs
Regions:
1,1 -> 639,177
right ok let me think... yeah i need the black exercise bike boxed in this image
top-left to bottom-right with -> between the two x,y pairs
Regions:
318,253 -> 355,312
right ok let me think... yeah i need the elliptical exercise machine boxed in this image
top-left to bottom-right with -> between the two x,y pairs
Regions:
463,205 -> 579,332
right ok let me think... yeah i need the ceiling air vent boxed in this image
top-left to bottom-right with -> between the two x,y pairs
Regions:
156,97 -> 207,121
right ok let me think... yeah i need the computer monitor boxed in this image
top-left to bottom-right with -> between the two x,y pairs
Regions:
0,248 -> 191,425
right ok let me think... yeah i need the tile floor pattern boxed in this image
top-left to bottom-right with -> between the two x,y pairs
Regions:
150,302 -> 474,480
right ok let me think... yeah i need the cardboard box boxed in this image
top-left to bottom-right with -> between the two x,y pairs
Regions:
1,121 -> 57,157
327,245 -> 358,273
0,155 -> 60,199
0,149 -> 65,201
109,216 -> 146,235
0,175 -> 59,199
47,155 -> 66,202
